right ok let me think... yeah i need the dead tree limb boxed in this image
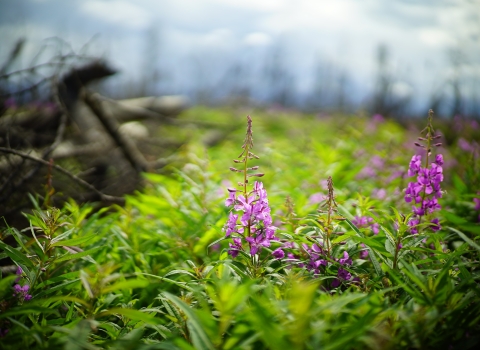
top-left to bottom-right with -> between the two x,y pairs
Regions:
0,82 -> 69,204
82,89 -> 150,173
0,147 -> 125,205
0,38 -> 25,75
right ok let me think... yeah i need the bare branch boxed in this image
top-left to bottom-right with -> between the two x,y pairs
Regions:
0,147 -> 125,205
82,89 -> 150,173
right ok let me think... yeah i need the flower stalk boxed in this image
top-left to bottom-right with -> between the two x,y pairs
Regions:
405,109 -> 443,234
223,116 -> 277,268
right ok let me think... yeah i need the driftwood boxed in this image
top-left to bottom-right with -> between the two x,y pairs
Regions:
82,90 -> 150,173
0,147 -> 125,205
0,56 -> 191,228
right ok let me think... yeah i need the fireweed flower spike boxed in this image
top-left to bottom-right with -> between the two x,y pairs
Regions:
404,109 -> 443,233
223,116 -> 278,258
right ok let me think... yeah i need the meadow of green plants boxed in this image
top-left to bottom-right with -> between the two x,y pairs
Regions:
1,107 -> 480,349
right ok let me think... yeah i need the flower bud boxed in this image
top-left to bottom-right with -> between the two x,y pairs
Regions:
434,143 -> 442,147
414,142 -> 424,148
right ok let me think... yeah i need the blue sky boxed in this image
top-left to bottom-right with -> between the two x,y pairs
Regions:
1,0 -> 479,115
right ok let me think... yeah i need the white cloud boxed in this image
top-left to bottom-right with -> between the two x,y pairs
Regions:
391,81 -> 413,99
199,28 -> 234,47
243,32 -> 272,46
210,0 -> 287,12
81,0 -> 152,30
418,28 -> 454,48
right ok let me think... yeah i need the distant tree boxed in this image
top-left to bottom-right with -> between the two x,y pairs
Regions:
370,44 -> 411,117
262,45 -> 295,107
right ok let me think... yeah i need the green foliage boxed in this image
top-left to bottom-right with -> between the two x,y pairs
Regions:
1,108 -> 480,349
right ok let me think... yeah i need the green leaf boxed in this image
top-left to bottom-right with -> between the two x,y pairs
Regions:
54,247 -> 101,263
102,279 -> 149,294
34,279 -> 81,298
0,275 -> 17,299
380,225 -> 396,247
449,226 -> 480,252
164,270 -> 197,279
332,232 -> 355,244
97,307 -> 161,325
41,295 -> 90,308
452,174 -> 468,194
162,292 -> 215,350
0,240 -> 34,269
5,224 -> 29,253
0,306 -> 59,319
207,236 -> 228,250
50,233 -> 96,247
139,273 -> 193,291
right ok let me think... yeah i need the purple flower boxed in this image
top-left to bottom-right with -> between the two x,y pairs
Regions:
331,268 -> 352,288
225,213 -> 239,236
245,234 -> 270,255
372,188 -> 387,200
430,218 -> 441,232
225,189 -> 236,207
352,216 -> 379,235
435,154 -> 444,166
308,192 -> 326,204
408,218 -> 420,234
359,243 -> 369,259
15,266 -> 23,283
371,155 -> 384,168
338,268 -> 352,281
228,238 -> 243,258
405,147 -> 443,234
338,251 -> 352,266
458,138 -> 474,152
408,155 -> 422,176
474,197 -> 480,211
224,180 -> 278,258
372,114 -> 384,123
272,248 -> 285,259
13,284 -> 32,302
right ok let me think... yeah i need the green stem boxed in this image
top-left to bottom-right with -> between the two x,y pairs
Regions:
417,124 -> 432,229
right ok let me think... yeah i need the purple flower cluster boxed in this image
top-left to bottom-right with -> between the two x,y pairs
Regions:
13,284 -> 32,302
224,181 -> 277,257
12,267 -> 32,302
352,216 -> 379,235
299,243 -> 327,273
332,252 -> 357,288
273,242 -> 328,275
405,154 -> 443,233
273,241 -> 359,288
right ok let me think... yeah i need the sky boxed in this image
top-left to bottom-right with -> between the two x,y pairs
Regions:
0,0 -> 479,115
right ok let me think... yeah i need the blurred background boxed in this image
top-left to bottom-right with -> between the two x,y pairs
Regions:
1,0 -> 479,118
